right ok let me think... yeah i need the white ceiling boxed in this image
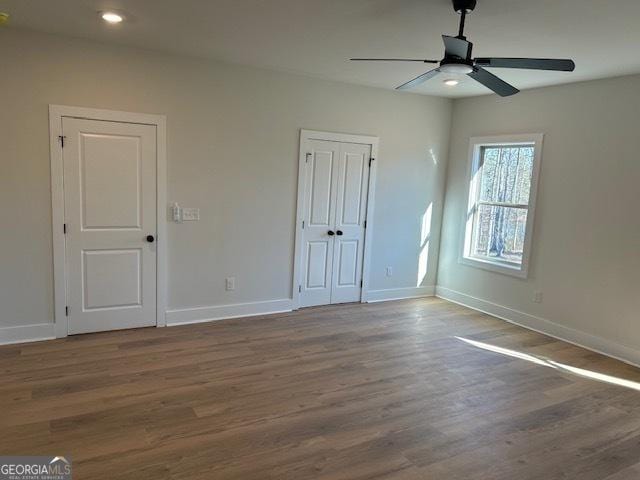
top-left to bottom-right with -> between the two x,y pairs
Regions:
1,0 -> 640,97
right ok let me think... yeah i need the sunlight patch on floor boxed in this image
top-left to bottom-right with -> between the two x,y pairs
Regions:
456,336 -> 640,392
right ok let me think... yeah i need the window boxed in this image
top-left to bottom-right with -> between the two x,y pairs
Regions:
461,134 -> 543,278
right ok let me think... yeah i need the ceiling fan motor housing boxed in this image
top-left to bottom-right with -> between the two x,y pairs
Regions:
452,0 -> 477,14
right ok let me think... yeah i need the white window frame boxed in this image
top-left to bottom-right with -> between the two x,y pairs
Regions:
459,133 -> 543,279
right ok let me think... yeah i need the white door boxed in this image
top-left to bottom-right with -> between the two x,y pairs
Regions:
330,142 -> 371,304
62,117 -> 157,334
299,139 -> 371,307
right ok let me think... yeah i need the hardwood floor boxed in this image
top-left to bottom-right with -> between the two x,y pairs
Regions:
2,298 -> 640,479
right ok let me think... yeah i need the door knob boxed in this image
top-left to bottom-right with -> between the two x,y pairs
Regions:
336,230 -> 343,236
146,235 -> 155,243
327,230 -> 335,236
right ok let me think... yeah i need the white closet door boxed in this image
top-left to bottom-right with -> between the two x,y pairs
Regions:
299,138 -> 371,307
63,117 -> 157,334
330,143 -> 371,304
299,140 -> 340,307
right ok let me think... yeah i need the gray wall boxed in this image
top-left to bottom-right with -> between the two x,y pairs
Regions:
438,75 -> 640,353
5,27 -> 637,360
0,29 -> 451,329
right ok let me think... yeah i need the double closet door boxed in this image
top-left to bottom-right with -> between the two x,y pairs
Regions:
299,139 -> 372,307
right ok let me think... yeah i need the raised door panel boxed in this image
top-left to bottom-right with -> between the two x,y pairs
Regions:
339,153 -> 365,226
305,241 -> 329,289
336,240 -> 359,287
308,149 -> 334,227
81,134 -> 142,230
83,249 -> 142,310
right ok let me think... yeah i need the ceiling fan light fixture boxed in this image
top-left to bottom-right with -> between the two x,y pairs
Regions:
100,11 -> 124,24
443,79 -> 459,86
439,63 -> 473,75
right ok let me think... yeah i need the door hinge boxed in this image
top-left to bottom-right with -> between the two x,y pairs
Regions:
58,135 -> 67,148
306,153 -> 312,163
298,285 -> 302,293
364,220 -> 367,229
302,220 -> 305,229
369,157 -> 375,167
65,306 -> 69,316
360,280 -> 363,288
63,223 -> 67,234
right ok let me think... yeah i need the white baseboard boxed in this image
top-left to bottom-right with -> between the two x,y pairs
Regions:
365,285 -> 435,303
0,323 -> 56,346
166,298 -> 293,326
435,286 -> 640,369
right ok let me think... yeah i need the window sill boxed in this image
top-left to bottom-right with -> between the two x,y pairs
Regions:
459,255 -> 529,279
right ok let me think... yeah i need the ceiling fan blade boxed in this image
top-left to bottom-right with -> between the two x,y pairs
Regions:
351,58 -> 439,63
442,35 -> 472,59
468,67 -> 519,97
474,57 -> 575,71
396,68 -> 440,91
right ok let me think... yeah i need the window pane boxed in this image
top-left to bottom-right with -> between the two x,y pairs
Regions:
473,205 -> 528,264
479,146 -> 534,205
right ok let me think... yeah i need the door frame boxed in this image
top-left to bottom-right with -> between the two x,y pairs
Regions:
292,129 -> 379,309
49,105 -> 168,338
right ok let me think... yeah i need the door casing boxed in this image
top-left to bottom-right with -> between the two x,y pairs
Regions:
293,129 -> 379,309
49,105 -> 167,338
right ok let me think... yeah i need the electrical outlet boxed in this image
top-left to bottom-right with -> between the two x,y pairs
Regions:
533,291 -> 543,304
225,277 -> 235,291
385,267 -> 393,277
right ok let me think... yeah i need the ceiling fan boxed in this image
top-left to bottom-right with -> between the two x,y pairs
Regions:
351,0 -> 575,96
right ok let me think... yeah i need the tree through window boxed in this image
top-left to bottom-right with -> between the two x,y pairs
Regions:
462,135 -> 542,277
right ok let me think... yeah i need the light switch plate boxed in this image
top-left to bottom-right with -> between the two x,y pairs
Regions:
182,208 -> 200,221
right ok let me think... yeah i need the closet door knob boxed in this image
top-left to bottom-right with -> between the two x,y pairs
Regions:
336,230 -> 343,236
146,235 -> 155,243
327,230 -> 335,236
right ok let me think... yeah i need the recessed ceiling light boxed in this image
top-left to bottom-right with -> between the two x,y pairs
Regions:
101,11 -> 124,24
443,79 -> 459,86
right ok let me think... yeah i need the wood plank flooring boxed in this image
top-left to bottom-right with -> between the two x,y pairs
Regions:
1,298 -> 640,479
